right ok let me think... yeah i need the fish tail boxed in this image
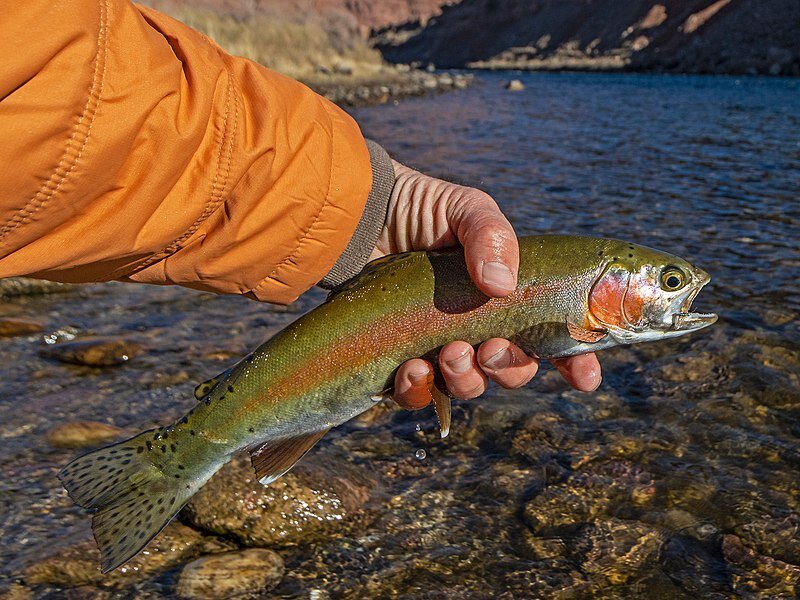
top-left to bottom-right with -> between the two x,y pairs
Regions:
58,427 -> 223,573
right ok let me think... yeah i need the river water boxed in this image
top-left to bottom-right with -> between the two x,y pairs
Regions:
1,72 -> 799,598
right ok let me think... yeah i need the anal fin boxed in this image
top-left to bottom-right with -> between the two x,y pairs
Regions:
249,429 -> 330,485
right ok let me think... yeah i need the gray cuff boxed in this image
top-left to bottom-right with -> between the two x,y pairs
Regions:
319,139 -> 395,289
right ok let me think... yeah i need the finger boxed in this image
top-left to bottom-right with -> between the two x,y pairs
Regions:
439,341 -> 488,400
551,353 -> 602,392
393,358 -> 434,410
446,191 -> 519,298
476,338 -> 539,389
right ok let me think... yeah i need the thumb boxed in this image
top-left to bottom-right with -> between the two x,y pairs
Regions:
446,190 -> 519,297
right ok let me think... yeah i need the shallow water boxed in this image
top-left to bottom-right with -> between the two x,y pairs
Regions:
1,72 -> 799,598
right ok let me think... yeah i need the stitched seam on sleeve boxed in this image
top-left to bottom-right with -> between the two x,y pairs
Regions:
108,66 -> 239,279
0,0 -> 109,244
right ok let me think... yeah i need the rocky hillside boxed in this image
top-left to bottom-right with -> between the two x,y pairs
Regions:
374,0 -> 800,76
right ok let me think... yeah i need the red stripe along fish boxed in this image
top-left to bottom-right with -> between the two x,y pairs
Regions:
58,235 -> 717,571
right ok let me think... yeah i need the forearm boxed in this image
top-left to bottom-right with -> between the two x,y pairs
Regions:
0,0 -> 377,304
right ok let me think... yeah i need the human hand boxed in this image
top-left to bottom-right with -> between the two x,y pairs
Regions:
374,161 -> 602,409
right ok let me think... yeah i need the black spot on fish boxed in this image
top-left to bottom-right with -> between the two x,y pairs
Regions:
170,444 -> 176,452
161,445 -> 167,453
146,441 -> 152,450
178,465 -> 184,470
227,385 -> 234,393
174,474 -> 180,479
248,427 -> 254,433
190,430 -> 195,436
121,459 -> 131,466
137,446 -> 144,454
628,253 -> 634,258
180,416 -> 188,424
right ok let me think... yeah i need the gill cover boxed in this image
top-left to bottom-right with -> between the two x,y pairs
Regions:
588,263 -> 631,330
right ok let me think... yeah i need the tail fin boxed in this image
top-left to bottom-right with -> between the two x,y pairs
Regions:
58,428 -> 220,573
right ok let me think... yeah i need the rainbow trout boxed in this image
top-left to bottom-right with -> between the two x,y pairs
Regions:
59,235 -> 716,571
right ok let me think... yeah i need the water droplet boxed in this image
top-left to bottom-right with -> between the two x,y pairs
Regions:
414,423 -> 421,432
414,448 -> 427,460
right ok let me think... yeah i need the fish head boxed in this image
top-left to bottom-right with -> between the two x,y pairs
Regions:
588,244 -> 717,344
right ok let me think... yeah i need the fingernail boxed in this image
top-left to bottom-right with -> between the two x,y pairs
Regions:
590,372 -> 602,392
484,347 -> 512,371
408,365 -> 429,384
482,262 -> 515,292
445,350 -> 472,374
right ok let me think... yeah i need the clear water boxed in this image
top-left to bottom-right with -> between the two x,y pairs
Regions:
1,72 -> 799,598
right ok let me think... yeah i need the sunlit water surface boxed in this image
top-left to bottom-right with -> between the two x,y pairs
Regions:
1,72 -> 798,598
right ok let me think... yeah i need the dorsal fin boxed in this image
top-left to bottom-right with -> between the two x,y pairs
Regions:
249,429 -> 330,485
193,368 -> 232,400
326,252 -> 417,300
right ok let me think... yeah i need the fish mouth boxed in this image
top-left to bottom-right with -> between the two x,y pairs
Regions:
670,275 -> 717,331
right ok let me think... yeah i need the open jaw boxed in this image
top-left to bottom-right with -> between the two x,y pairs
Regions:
670,282 -> 717,331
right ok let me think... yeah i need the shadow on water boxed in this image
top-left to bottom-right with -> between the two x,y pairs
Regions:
1,72 -> 799,597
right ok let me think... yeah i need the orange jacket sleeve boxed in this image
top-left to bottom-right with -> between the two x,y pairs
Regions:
0,0 -> 375,304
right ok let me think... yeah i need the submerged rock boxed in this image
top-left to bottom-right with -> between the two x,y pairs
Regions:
40,337 -> 144,367
0,318 -> 43,337
569,519 -> 664,585
723,534 -> 800,597
505,79 -> 525,91
523,461 -> 655,535
176,549 -> 284,599
182,450 -> 375,548
45,421 -> 127,449
23,523 -> 232,587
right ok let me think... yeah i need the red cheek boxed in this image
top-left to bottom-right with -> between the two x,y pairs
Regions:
589,269 -> 628,329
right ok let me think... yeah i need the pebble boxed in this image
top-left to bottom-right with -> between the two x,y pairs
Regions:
505,79 -> 525,91
45,421 -> 127,449
176,549 -> 285,599
0,318 -> 43,337
39,337 -> 144,366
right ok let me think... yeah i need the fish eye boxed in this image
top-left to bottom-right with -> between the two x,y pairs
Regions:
660,267 -> 686,291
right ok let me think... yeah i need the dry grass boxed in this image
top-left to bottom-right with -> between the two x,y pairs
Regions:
142,3 -> 385,79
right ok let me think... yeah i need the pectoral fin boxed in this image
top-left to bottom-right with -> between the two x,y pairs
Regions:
566,319 -> 607,343
249,429 -> 330,485
431,386 -> 452,439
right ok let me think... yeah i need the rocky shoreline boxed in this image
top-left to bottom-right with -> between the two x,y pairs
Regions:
302,68 -> 472,107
